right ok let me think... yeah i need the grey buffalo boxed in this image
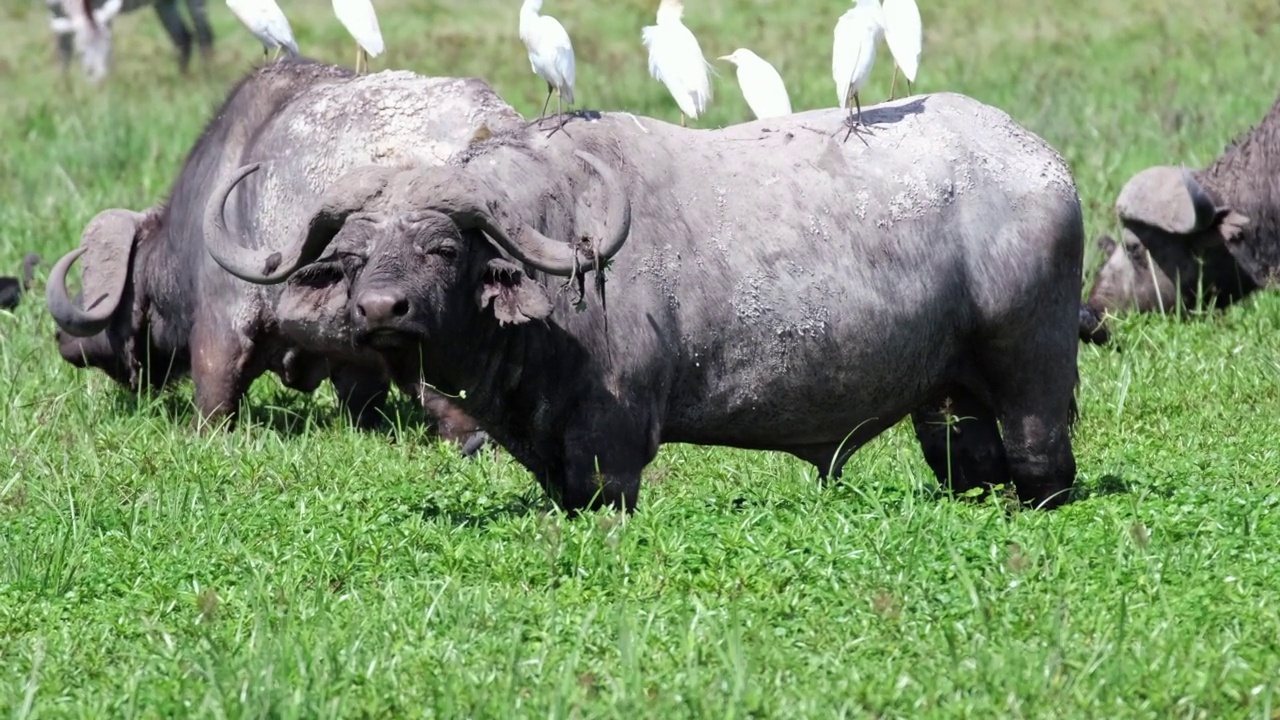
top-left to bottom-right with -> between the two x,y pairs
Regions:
48,60 -> 520,441
208,94 -> 1086,513
1088,92 -> 1279,315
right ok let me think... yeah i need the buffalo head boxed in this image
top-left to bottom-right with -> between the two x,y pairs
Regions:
1087,166 -> 1251,314
204,152 -> 631,352
47,208 -> 166,389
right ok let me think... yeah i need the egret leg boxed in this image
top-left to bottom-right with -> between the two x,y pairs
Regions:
907,78 -> 913,96
842,93 -> 867,143
889,66 -> 899,101
547,89 -> 568,138
680,113 -> 686,128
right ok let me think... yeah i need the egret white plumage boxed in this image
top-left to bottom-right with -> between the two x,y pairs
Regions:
333,0 -> 383,74
225,0 -> 298,60
718,48 -> 791,120
519,0 -> 576,132
882,0 -> 922,99
641,0 -> 712,127
831,0 -> 884,138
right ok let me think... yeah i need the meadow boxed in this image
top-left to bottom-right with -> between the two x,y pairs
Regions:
2,0 -> 1280,716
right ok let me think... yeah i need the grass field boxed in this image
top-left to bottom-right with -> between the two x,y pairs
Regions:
3,0 -> 1280,716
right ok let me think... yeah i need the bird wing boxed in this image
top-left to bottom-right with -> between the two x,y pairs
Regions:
663,23 -> 712,114
531,15 -> 575,102
882,0 -> 921,80
741,58 -> 791,117
334,0 -> 384,56
831,11 -> 859,107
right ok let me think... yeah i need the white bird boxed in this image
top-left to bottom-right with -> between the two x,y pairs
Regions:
225,0 -> 298,61
641,0 -> 712,127
831,0 -> 884,137
333,0 -> 384,75
882,0 -> 922,99
518,0 -> 576,132
718,48 -> 791,120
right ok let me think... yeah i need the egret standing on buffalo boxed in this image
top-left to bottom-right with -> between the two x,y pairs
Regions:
882,0 -> 921,99
718,48 -> 791,120
333,0 -> 383,74
832,0 -> 884,138
519,0 -> 575,131
225,0 -> 297,60
642,0 -> 712,127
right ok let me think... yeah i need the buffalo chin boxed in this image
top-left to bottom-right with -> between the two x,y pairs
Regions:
358,328 -> 416,351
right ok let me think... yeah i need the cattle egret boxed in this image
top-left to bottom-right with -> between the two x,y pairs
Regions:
718,48 -> 791,120
518,0 -> 575,132
642,0 -> 712,127
333,0 -> 383,74
832,0 -> 884,138
225,0 -> 298,60
882,0 -> 921,99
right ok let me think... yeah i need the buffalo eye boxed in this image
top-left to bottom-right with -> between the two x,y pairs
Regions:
428,244 -> 458,260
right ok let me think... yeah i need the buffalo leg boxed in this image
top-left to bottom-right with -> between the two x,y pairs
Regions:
556,414 -> 655,515
417,386 -> 486,449
189,318 -> 258,430
153,0 -> 195,73
910,389 -> 1009,498
330,364 -> 390,430
985,340 -> 1078,509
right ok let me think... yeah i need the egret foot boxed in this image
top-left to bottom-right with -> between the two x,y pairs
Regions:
839,94 -> 874,143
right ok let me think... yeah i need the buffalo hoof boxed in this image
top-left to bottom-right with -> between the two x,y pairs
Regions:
459,431 -> 492,459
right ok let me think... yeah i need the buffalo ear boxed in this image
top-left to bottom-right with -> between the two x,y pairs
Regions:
1212,209 -> 1273,285
478,258 -> 552,326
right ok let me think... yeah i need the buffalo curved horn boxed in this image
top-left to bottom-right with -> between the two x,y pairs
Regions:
205,162 -> 398,285
1115,165 -> 1219,235
47,208 -> 145,337
412,150 -> 632,277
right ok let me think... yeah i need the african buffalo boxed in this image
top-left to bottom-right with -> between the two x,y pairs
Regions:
1087,91 -> 1279,315
208,94 -> 1085,513
48,59 -> 520,440
0,254 -> 41,311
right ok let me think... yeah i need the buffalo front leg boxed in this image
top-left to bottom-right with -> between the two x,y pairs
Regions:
330,364 -> 390,430
417,386 -> 488,451
911,389 -> 1010,499
189,318 -> 259,431
555,413 -> 657,515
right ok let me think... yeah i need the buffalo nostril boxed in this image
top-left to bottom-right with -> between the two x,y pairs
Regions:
357,291 -> 411,324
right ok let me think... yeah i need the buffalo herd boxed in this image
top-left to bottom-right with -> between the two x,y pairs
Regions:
32,59 -> 1280,514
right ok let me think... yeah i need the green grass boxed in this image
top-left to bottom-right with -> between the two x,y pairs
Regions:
3,0 -> 1280,716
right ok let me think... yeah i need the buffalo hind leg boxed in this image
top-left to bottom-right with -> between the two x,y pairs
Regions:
331,364 -> 390,430
986,343 -> 1079,509
911,389 -> 1009,499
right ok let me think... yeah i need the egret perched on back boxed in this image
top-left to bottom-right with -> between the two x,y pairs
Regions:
333,0 -> 383,74
518,0 -> 576,132
831,0 -> 884,137
642,0 -> 712,127
225,0 -> 298,60
718,48 -> 791,120
882,0 -> 922,99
